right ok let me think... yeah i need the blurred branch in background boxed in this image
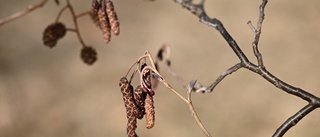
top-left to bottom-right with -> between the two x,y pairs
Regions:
0,0 -> 49,26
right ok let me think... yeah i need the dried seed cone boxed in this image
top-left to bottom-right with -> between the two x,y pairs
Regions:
43,22 -> 66,48
133,85 -> 146,119
106,1 -> 120,35
119,77 -> 139,137
98,1 -> 111,44
145,94 -> 155,129
80,46 -> 97,65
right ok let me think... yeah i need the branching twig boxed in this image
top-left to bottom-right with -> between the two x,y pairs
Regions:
0,0 -> 50,26
173,0 -> 320,136
66,0 -> 87,47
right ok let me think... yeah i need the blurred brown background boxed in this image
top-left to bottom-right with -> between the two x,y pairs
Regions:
1,0 -> 320,137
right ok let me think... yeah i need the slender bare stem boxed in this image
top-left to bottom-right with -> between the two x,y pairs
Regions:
66,0 -> 86,47
187,91 -> 212,137
55,5 -> 69,22
76,10 -> 92,18
0,0 -> 49,26
272,103 -> 317,137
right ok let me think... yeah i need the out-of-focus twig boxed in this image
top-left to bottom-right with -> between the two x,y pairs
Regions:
0,0 -> 50,26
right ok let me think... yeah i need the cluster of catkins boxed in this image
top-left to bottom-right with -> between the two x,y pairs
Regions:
91,0 -> 120,43
119,65 -> 156,137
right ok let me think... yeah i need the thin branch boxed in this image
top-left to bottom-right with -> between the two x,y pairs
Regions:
66,0 -> 86,47
55,5 -> 69,22
187,90 -> 212,137
250,0 -> 268,67
0,0 -> 50,26
76,10 -> 92,18
195,63 -> 243,93
272,103 -> 317,137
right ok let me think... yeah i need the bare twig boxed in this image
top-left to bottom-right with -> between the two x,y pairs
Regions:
195,63 -> 243,93
250,0 -> 268,67
173,0 -> 320,136
66,0 -> 87,47
186,88 -> 212,137
76,10 -> 92,18
0,0 -> 50,26
273,103 -> 318,137
55,5 -> 68,22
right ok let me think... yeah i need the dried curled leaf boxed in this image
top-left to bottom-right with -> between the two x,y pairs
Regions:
105,0 -> 120,35
42,22 -> 66,48
80,46 -> 97,65
133,85 -> 146,119
145,93 -> 155,129
119,77 -> 139,137
98,0 -> 111,44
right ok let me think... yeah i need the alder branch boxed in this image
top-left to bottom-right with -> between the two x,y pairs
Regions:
0,0 -> 50,26
173,0 -> 320,136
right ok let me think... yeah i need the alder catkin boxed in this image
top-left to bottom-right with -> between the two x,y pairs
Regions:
90,0 -> 100,27
145,93 -> 155,129
119,77 -> 139,137
105,0 -> 120,35
133,85 -> 146,119
98,0 -> 111,44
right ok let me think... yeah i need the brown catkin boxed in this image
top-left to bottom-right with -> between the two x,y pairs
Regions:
98,1 -> 111,44
133,85 -> 146,119
105,0 -> 120,35
119,77 -> 139,137
145,93 -> 155,129
90,0 -> 100,27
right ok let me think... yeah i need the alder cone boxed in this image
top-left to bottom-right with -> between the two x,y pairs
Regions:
43,22 -> 66,48
106,1 -> 120,35
80,46 -> 97,65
